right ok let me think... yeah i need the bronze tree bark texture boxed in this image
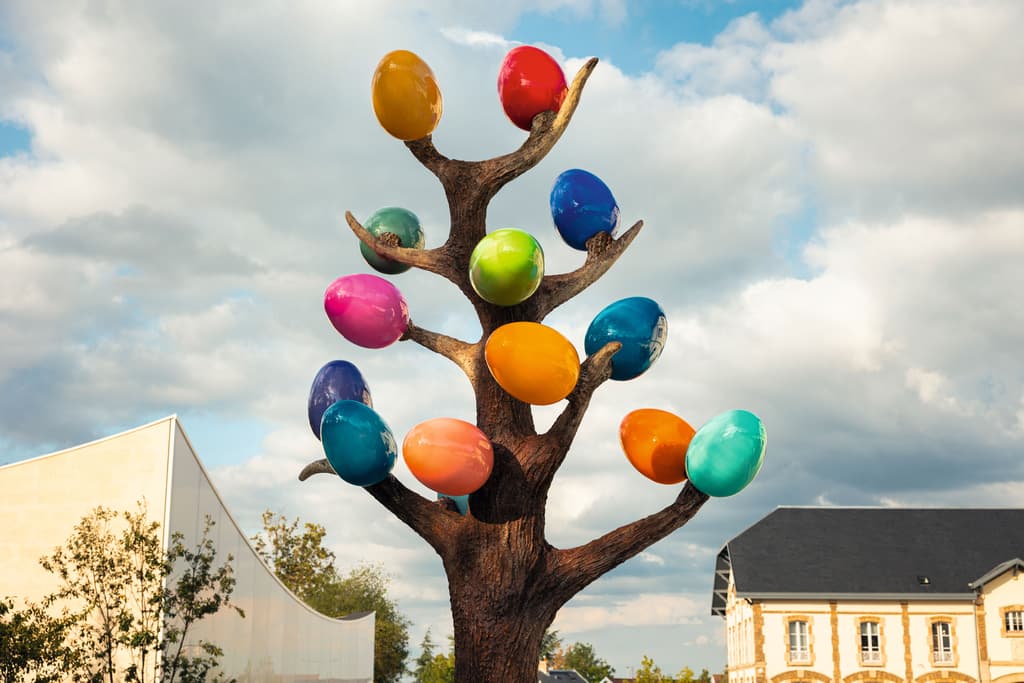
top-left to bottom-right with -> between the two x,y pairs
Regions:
301,57 -> 711,682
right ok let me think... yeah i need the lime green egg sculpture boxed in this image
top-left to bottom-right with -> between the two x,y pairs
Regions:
468,228 -> 545,306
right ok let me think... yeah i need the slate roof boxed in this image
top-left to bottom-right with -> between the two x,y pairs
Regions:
712,507 -> 1024,616
539,670 -> 589,683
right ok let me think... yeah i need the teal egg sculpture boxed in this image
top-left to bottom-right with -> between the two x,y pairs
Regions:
320,400 -> 398,486
685,410 -> 766,497
468,228 -> 545,306
359,207 -> 425,274
584,297 -> 667,381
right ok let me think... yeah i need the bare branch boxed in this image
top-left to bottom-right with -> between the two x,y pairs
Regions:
526,341 -> 621,482
365,475 -> 457,550
551,483 -> 710,593
298,458 -> 336,481
402,321 -> 478,379
530,220 -> 644,319
404,136 -> 451,179
344,212 -> 451,276
298,460 -> 453,551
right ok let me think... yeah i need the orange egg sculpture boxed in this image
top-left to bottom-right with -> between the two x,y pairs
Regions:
619,409 -> 696,484
402,418 -> 494,496
372,50 -> 443,141
484,322 -> 580,405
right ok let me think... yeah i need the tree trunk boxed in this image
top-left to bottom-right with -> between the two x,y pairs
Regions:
299,56 -> 713,683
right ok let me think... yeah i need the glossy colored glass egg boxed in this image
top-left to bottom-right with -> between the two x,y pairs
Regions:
324,274 -> 409,349
359,207 -> 425,275
685,410 -> 766,497
619,409 -> 695,485
497,46 -> 568,131
307,360 -> 372,440
372,50 -> 443,141
484,322 -> 579,405
469,229 -> 545,306
403,418 -> 494,496
550,169 -> 620,250
320,400 -> 397,487
585,297 -> 667,381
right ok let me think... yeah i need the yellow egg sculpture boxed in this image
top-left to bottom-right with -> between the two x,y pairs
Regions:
484,322 -> 580,405
372,50 -> 443,141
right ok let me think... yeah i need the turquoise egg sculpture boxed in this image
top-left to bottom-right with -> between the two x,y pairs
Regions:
321,400 -> 398,486
685,410 -> 766,497
438,493 -> 469,515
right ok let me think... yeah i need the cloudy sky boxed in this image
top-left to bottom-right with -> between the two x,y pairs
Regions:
2,0 -> 1023,676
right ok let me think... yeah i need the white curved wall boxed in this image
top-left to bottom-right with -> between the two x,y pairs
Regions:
167,420 -> 374,682
0,417 -> 374,683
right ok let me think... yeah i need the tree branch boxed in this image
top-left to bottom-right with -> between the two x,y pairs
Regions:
530,220 -> 644,320
551,483 -> 710,594
481,58 -> 600,191
344,211 -> 453,277
525,341 -> 621,483
298,463 -> 454,551
404,136 -> 451,179
402,321 -> 478,380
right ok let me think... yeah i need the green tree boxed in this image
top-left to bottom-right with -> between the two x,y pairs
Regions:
540,630 -> 562,662
675,665 -> 695,683
40,502 -> 241,683
412,630 -> 454,683
0,597 -> 74,683
253,511 -> 410,683
635,655 -> 665,683
561,641 -> 614,682
698,668 -> 711,683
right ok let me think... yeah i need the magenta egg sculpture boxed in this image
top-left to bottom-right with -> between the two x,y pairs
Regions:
324,274 -> 409,349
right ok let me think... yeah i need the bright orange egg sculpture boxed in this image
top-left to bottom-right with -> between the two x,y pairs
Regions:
372,50 -> 443,141
402,418 -> 493,496
619,408 -> 696,484
484,322 -> 580,405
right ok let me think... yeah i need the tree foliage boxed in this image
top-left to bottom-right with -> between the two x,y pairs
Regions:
558,641 -> 613,682
252,510 -> 410,683
635,655 -> 666,683
38,502 -> 241,683
0,597 -> 74,683
411,629 -> 454,683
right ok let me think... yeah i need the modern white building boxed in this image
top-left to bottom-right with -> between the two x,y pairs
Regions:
713,507 -> 1024,683
0,416 -> 375,682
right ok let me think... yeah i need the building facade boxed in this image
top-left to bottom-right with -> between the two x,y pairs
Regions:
712,508 -> 1024,683
0,416 -> 374,682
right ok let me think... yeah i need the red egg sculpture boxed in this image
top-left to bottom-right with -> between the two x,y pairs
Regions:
403,418 -> 494,496
497,46 -> 568,131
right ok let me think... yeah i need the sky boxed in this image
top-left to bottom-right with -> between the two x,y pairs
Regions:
1,0 -> 1023,677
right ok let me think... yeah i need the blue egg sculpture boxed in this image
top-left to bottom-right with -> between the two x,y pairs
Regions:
550,169 -> 620,250
685,410 -> 766,497
320,400 -> 397,487
438,493 -> 469,515
585,297 -> 667,381
308,361 -> 372,440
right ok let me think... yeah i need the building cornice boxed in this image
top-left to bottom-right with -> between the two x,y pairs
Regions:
737,592 -> 975,601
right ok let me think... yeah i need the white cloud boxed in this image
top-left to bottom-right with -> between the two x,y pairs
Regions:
553,593 -> 703,633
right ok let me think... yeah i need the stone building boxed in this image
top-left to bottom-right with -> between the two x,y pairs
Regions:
713,507 -> 1024,683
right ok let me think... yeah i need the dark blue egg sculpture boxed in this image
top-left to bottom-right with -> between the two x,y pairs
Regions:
308,360 -> 372,440
320,400 -> 397,487
584,297 -> 667,381
550,169 -> 620,251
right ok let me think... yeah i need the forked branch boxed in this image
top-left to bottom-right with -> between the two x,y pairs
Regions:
527,341 -> 621,483
551,483 -> 710,594
345,212 -> 453,277
482,58 -> 600,191
529,220 -> 644,319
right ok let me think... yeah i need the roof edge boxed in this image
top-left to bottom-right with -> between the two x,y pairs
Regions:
968,558 -> 1024,590
737,592 -> 975,601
